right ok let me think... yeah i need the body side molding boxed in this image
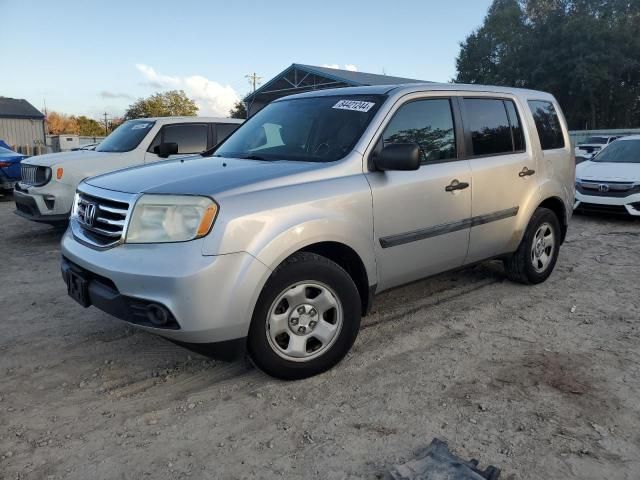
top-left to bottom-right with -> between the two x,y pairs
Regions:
379,206 -> 520,249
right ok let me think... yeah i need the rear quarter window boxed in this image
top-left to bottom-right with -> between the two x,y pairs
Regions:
527,101 -> 565,150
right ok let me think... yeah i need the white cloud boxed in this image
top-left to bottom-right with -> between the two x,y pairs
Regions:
135,64 -> 240,117
99,90 -> 134,100
322,64 -> 358,72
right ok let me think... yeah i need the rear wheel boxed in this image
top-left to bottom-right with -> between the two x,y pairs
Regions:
503,207 -> 561,284
248,252 -> 361,380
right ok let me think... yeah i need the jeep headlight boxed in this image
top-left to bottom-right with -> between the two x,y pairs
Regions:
126,195 -> 218,243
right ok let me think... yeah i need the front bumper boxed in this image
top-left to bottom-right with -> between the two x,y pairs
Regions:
13,190 -> 69,224
60,228 -> 272,346
13,182 -> 74,224
574,191 -> 640,216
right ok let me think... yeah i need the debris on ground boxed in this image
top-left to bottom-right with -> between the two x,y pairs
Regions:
388,438 -> 501,480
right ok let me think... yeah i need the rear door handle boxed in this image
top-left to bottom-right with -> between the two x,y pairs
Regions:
519,167 -> 536,177
445,179 -> 470,192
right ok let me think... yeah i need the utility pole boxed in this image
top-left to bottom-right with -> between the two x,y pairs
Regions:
103,112 -> 108,136
245,72 -> 263,93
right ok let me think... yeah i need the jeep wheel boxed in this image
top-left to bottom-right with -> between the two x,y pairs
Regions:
503,207 -> 561,285
248,252 -> 361,380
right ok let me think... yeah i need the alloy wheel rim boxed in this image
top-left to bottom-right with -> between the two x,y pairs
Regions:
265,281 -> 343,362
530,222 -> 555,273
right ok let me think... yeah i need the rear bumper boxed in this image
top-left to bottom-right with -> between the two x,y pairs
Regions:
0,172 -> 17,190
13,190 -> 69,224
574,191 -> 640,216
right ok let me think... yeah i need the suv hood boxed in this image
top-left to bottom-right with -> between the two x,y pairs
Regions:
23,150 -> 123,168
576,160 -> 640,181
85,155 -> 322,196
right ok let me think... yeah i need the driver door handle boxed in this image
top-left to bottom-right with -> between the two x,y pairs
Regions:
519,167 -> 536,177
445,179 -> 470,192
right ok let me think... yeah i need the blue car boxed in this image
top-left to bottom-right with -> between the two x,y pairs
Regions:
0,143 -> 26,192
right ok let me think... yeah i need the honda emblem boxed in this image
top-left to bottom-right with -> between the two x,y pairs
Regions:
84,203 -> 97,226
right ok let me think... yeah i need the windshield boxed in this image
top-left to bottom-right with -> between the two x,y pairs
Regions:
96,120 -> 155,153
592,139 -> 640,163
582,136 -> 608,144
214,94 -> 386,162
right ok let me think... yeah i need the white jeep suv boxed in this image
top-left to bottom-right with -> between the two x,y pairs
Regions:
14,116 -> 242,224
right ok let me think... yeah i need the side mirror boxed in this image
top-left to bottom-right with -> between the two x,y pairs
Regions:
153,142 -> 179,158
373,143 -> 421,171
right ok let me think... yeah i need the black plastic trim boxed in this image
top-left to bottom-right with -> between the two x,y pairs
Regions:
61,256 -> 181,330
380,207 -> 520,248
166,337 -> 247,362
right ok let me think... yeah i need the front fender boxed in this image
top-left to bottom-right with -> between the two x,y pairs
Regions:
201,177 -> 377,286
250,216 -> 377,286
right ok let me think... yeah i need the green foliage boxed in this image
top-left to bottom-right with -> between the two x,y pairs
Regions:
229,100 -> 247,119
124,90 -> 198,119
455,0 -> 640,129
75,116 -> 105,136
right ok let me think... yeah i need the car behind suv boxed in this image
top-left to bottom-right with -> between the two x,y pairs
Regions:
575,135 -> 640,216
14,116 -> 242,224
61,84 -> 574,379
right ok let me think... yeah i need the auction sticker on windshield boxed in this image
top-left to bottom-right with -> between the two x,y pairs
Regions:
332,100 -> 376,113
131,123 -> 152,130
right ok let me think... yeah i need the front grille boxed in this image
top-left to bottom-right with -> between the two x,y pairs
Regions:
576,202 -> 629,216
576,180 -> 640,198
20,165 -> 51,186
72,190 -> 132,248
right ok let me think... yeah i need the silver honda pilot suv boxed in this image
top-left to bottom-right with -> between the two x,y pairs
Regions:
61,84 -> 574,379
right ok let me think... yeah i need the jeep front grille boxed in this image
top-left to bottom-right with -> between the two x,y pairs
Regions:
20,165 -> 51,186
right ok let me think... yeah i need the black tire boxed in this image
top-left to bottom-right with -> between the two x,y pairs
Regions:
503,207 -> 561,285
247,252 -> 361,380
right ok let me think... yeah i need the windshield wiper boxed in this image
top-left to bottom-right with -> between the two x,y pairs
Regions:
241,154 -> 275,161
201,147 -> 217,157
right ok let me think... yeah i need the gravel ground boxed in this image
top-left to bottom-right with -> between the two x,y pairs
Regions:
1,194 -> 639,480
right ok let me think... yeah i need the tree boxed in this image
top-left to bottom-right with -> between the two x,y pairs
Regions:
229,100 -> 247,119
46,111 -> 79,135
455,0 -> 640,129
75,116 -> 104,136
124,90 -> 198,119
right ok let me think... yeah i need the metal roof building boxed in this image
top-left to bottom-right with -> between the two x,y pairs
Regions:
0,97 -> 46,154
243,63 -> 429,116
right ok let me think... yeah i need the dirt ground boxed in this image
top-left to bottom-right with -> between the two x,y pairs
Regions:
1,193 -> 639,480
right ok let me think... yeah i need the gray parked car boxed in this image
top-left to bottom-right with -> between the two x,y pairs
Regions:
61,84 -> 574,379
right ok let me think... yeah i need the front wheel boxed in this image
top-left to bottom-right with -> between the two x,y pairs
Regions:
248,252 -> 361,380
503,207 -> 561,284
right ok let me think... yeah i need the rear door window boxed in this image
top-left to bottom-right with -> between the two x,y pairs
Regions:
162,124 -> 208,154
527,101 -> 565,150
382,98 -> 457,164
464,99 -> 514,156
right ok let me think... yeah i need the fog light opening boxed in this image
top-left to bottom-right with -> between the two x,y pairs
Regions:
145,303 -> 170,326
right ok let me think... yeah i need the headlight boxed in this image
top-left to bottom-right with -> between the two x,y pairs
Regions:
125,194 -> 218,244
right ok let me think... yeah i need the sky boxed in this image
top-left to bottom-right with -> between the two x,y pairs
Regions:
0,0 -> 492,120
